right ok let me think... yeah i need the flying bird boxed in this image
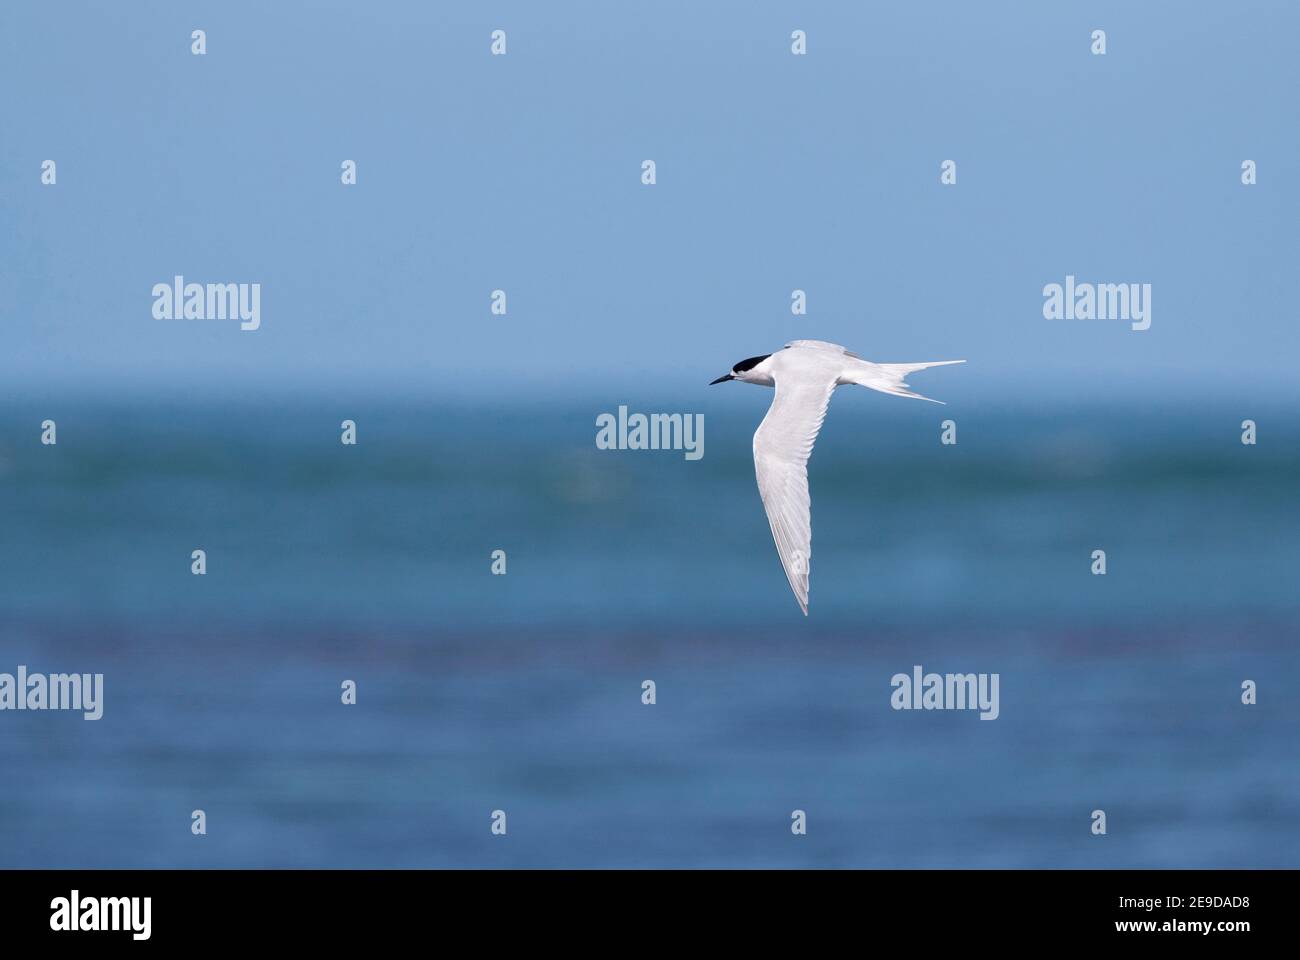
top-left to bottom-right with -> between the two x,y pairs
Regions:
711,340 -> 964,615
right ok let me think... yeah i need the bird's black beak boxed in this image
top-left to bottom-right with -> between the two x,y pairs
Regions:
709,374 -> 734,385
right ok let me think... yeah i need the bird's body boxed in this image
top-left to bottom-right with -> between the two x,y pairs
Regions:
711,340 -> 964,615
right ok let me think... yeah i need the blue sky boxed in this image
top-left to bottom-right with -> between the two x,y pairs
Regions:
2,1 -> 1296,401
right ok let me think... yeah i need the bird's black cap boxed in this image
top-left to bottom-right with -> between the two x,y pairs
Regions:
711,353 -> 770,384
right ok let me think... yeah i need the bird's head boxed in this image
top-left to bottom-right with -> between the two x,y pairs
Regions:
710,353 -> 773,385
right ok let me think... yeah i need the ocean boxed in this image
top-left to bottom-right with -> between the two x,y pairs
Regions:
1,392 -> 1297,867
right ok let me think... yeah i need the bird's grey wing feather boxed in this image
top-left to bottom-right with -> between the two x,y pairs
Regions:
784,339 -> 862,359
752,371 -> 837,615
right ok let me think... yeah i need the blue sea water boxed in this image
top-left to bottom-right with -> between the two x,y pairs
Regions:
0,393 -> 1297,867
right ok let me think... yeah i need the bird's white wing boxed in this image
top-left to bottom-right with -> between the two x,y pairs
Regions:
784,339 -> 862,359
752,371 -> 837,615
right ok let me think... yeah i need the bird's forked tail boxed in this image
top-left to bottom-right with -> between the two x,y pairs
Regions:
845,359 -> 965,403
